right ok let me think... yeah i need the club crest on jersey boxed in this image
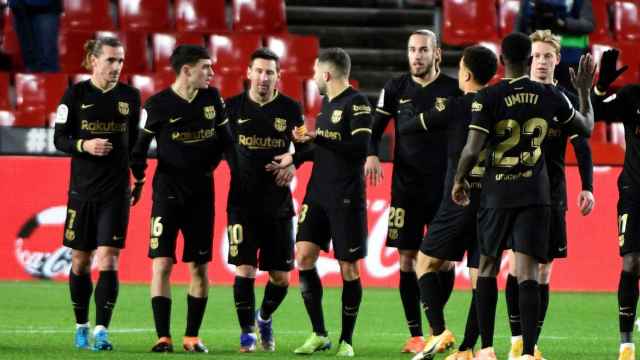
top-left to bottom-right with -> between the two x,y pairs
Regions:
118,101 -> 129,115
331,110 -> 343,124
274,117 -> 287,132
150,237 -> 159,250
204,106 -> 216,120
435,97 -> 447,112
471,101 -> 483,112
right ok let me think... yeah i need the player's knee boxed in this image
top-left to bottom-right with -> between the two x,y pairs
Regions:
152,258 -> 173,279
269,271 -> 289,287
339,261 -> 360,281
478,257 -> 498,277
235,265 -> 257,278
94,248 -> 119,271
440,260 -> 454,272
398,250 -> 417,271
295,251 -> 316,270
538,263 -> 552,284
71,251 -> 91,274
623,254 -> 640,275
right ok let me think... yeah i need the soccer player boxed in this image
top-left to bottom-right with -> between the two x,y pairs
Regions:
451,33 -> 594,360
53,36 -> 140,351
223,48 -> 305,352
505,30 -> 595,360
130,45 -> 227,353
365,29 -> 462,353
267,48 -> 372,357
590,48 -> 639,360
405,45 -> 497,360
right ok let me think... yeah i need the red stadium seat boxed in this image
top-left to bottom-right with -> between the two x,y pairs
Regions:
278,73 -> 303,104
266,34 -> 319,77
15,73 -> 69,127
613,0 -> 640,42
96,31 -> 150,74
130,72 -> 175,104
152,32 -> 205,72
61,0 -> 114,31
609,122 -> 625,148
58,31 -> 95,73
208,33 -> 263,74
2,28 -> 24,71
442,0 -> 498,46
0,73 -> 11,109
591,121 -> 608,143
175,0 -> 227,32
591,42 -> 639,87
232,0 -> 287,33
118,0 -> 171,32
591,0 -> 612,43
210,73 -> 245,99
498,0 -> 520,36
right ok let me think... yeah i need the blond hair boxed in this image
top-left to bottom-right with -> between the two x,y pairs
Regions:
81,37 -> 123,71
529,30 -> 561,55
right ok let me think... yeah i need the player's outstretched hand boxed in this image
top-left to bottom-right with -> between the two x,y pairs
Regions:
451,179 -> 470,207
82,138 -> 113,156
130,180 -> 144,206
364,155 -> 383,186
292,125 -> 315,143
570,53 -> 596,93
266,153 -> 294,171
577,190 -> 595,216
596,49 -> 628,92
274,165 -> 295,187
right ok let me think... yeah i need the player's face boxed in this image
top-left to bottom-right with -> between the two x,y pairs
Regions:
188,59 -> 214,89
408,34 -> 437,77
313,59 -> 328,95
248,58 -> 279,97
531,41 -> 559,83
91,45 -> 124,85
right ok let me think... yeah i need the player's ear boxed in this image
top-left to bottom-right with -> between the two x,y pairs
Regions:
246,65 -> 252,80
465,70 -> 472,83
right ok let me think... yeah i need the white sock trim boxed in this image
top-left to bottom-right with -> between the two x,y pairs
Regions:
93,325 -> 107,336
76,323 -> 89,329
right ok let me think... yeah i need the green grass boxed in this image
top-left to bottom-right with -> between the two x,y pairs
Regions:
0,281 -> 624,359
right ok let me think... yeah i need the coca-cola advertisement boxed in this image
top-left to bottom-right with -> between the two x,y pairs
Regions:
0,156 -> 621,291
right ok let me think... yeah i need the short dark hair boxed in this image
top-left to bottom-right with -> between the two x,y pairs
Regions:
82,37 -> 123,71
462,45 -> 498,85
317,47 -> 351,78
250,48 -> 280,70
410,29 -> 439,48
501,32 -> 532,64
169,45 -> 210,74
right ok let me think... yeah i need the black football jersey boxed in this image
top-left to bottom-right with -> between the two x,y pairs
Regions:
594,84 -> 640,200
370,73 -> 461,193
224,91 -> 305,217
470,76 -> 575,208
130,87 -> 227,195
53,80 -> 141,200
302,87 -> 372,208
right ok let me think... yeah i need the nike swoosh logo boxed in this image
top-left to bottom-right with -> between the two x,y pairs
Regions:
169,117 -> 182,123
81,104 -> 94,109
348,246 -> 361,253
198,250 -> 209,255
112,236 -> 123,241
399,99 -> 411,104
286,259 -> 293,264
557,246 -> 567,252
237,118 -> 251,124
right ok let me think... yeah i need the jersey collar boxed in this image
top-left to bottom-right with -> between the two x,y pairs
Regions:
90,79 -> 117,93
502,75 -> 529,84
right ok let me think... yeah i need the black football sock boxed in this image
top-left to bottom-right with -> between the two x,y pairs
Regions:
519,280 -> 540,356
619,271 -> 639,343
400,270 -> 423,337
185,295 -> 208,337
476,276 -> 498,348
459,289 -> 479,351
339,278 -> 362,345
299,268 -> 327,336
438,268 -> 456,305
69,271 -> 92,325
95,270 -> 118,328
233,276 -> 256,333
260,281 -> 288,320
505,274 -> 522,337
418,272 -> 445,335
537,283 -> 550,339
151,296 -> 172,338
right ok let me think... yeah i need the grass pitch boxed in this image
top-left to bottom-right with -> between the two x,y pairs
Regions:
0,281 -> 622,359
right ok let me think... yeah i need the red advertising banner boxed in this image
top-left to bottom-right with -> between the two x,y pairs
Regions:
0,156 -> 621,291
